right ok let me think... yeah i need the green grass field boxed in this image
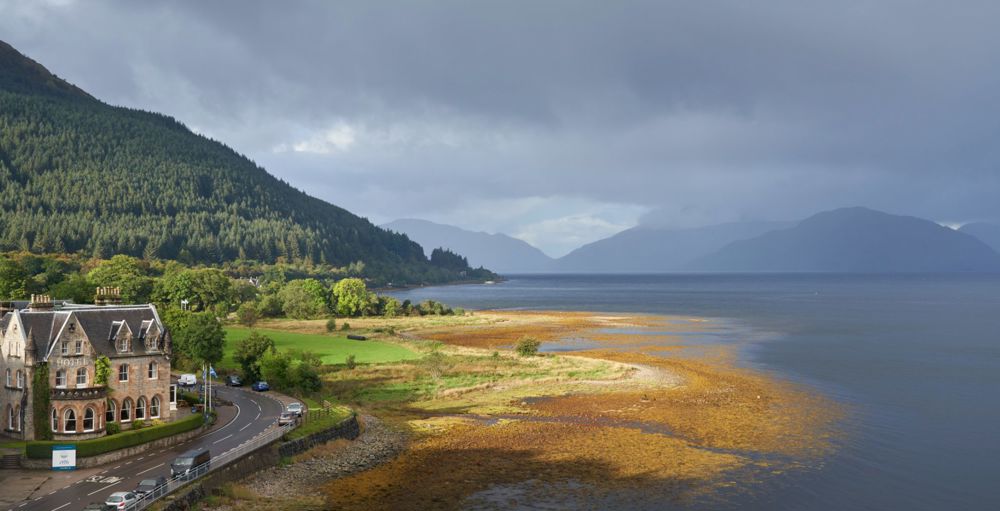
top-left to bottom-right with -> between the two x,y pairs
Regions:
221,327 -> 421,371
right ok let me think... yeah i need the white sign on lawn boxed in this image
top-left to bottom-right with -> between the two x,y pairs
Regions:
52,444 -> 76,470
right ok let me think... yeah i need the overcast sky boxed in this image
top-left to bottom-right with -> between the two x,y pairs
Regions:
3,0 -> 1000,256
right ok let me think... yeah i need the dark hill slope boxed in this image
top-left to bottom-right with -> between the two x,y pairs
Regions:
0,40 -> 476,283
959,222 -> 1000,253
691,207 -> 1000,272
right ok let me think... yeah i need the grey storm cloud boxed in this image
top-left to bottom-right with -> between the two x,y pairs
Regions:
2,0 -> 1000,253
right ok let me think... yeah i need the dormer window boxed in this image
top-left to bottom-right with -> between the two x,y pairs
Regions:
111,321 -> 130,352
118,337 -> 130,352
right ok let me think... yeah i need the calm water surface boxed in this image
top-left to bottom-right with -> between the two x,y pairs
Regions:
390,274 -> 1000,510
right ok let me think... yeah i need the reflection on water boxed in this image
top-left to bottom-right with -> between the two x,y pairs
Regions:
390,273 -> 1000,510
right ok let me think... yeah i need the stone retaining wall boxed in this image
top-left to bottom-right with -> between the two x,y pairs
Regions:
159,414 -> 360,510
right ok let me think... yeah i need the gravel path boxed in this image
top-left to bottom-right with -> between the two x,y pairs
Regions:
247,414 -> 406,497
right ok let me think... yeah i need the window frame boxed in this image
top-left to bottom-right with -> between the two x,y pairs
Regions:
150,396 -> 160,418
136,397 -> 146,421
75,339 -> 83,355
83,407 -> 95,432
16,369 -> 24,388
120,399 -> 132,423
118,364 -> 129,382
51,407 -> 58,432
76,367 -> 87,387
148,361 -> 157,380
106,400 -> 116,424
63,408 -> 77,433
55,369 -> 67,388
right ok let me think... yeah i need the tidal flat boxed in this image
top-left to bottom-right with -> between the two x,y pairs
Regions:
208,311 -> 842,510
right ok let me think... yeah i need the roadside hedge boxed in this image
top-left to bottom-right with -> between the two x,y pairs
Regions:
26,412 -> 205,459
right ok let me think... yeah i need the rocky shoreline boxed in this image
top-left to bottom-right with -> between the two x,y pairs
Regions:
246,414 -> 406,498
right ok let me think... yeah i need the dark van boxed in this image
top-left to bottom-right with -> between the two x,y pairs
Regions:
171,448 -> 211,480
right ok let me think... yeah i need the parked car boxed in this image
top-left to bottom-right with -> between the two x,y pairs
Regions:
286,402 -> 304,417
178,373 -> 197,387
134,475 -> 168,498
171,448 -> 211,481
251,381 -> 270,391
278,412 -> 297,426
106,491 -> 138,510
226,375 -> 242,387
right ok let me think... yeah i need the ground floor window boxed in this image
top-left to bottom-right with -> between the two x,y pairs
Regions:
13,406 -> 19,431
121,399 -> 132,422
106,400 -> 116,423
136,397 -> 146,420
64,409 -> 77,433
150,396 -> 160,418
51,408 -> 58,432
6,405 -> 12,431
83,407 -> 95,432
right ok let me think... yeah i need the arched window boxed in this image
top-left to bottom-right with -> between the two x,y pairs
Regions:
13,406 -> 20,431
121,399 -> 132,422
51,407 -> 58,432
136,397 -> 146,420
16,370 -> 24,388
55,369 -> 67,388
5,368 -> 10,387
83,408 -> 95,432
118,364 -> 129,382
150,396 -> 161,418
148,361 -> 157,380
64,409 -> 77,433
106,400 -> 116,424
6,405 -> 12,431
76,368 -> 88,387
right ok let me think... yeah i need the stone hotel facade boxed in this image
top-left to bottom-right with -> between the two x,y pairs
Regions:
0,293 -> 175,441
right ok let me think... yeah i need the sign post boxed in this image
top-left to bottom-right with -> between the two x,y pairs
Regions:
52,444 -> 76,471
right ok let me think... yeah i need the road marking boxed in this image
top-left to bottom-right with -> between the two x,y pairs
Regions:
254,411 -> 261,421
239,422 -> 252,432
86,480 -> 120,496
112,465 -> 121,470
137,462 -> 165,476
50,504 -> 70,511
213,434 -> 233,445
203,402 -> 241,437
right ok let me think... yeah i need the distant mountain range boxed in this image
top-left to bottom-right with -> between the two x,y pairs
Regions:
390,207 -> 1000,274
381,219 -> 553,273
555,221 -> 791,272
691,207 -> 1000,272
958,222 -> 1000,254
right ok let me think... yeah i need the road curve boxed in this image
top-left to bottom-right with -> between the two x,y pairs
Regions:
18,384 -> 284,511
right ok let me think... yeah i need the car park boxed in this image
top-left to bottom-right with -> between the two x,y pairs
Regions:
278,411 -> 297,426
226,374 -> 242,386
134,475 -> 169,498
106,491 -> 138,510
286,402 -> 304,416
251,380 -> 270,391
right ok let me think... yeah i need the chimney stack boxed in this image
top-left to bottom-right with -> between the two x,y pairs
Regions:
28,294 -> 53,311
95,287 -> 122,306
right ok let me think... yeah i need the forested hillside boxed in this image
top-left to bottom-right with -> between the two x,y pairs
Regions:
0,41 -> 488,284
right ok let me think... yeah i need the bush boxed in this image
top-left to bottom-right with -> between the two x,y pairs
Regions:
27,413 -> 205,459
325,318 -> 337,332
515,336 -> 541,357
340,322 -> 350,331
345,354 -> 356,370
105,422 -> 120,436
180,391 -> 202,405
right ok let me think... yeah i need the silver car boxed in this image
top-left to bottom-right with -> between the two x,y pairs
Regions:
106,491 -> 138,510
286,402 -> 305,417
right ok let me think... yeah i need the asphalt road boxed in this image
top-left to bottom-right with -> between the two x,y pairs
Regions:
19,383 -> 284,511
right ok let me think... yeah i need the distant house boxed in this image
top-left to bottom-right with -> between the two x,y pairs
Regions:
0,291 -> 175,441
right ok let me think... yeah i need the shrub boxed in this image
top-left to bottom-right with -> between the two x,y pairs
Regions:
345,354 -> 356,370
325,318 -> 337,332
340,322 -> 351,331
515,336 -> 541,357
27,413 -> 205,459
105,422 -> 120,436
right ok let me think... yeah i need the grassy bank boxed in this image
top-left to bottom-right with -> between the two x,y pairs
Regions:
221,326 -> 422,371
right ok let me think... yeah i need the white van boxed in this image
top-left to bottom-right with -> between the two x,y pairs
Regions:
178,373 -> 197,387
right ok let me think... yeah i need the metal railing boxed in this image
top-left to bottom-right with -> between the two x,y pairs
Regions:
123,421 -> 295,510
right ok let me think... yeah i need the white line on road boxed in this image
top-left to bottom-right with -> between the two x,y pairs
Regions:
137,462 -> 165,476
239,422 -> 252,432
213,434 -> 233,445
86,481 -> 120,496
50,504 -> 70,511
203,402 -> 241,437
254,411 -> 260,421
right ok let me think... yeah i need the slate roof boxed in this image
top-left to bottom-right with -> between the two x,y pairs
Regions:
5,305 -> 167,361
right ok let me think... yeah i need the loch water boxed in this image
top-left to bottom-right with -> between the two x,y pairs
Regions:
390,273 -> 1000,510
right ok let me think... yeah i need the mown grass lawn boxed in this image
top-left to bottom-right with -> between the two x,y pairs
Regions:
221,327 -> 421,371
